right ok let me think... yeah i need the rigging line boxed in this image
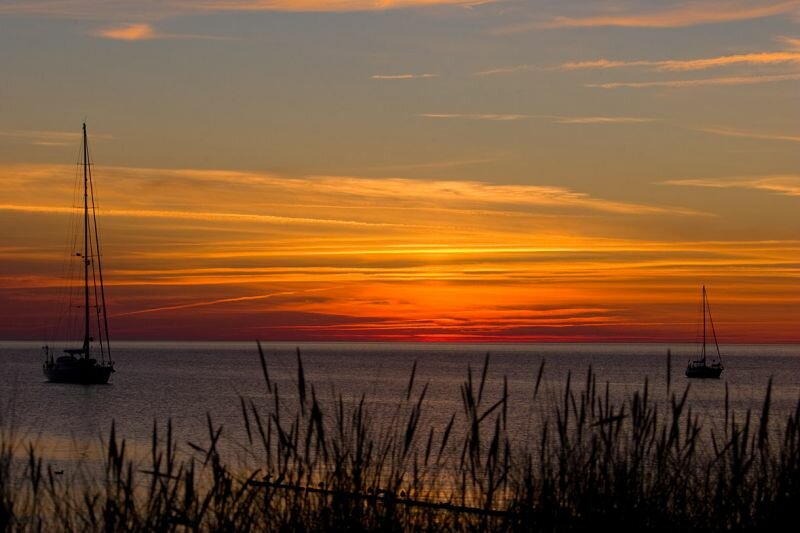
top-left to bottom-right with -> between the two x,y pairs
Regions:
694,287 -> 702,358
705,289 -> 723,363
85,132 -> 100,358
88,217 -> 105,361
702,285 -> 707,362
51,156 -> 77,342
88,136 -> 112,362
58,146 -> 85,346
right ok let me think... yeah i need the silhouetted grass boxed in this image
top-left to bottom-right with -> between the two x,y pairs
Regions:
2,346 -> 799,531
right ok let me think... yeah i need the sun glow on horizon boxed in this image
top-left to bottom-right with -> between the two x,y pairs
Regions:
1,161 -> 797,343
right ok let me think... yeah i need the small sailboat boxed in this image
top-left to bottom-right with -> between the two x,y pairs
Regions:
685,285 -> 723,379
42,123 -> 115,384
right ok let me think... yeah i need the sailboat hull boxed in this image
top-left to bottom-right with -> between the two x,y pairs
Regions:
43,357 -> 114,384
685,364 -> 723,379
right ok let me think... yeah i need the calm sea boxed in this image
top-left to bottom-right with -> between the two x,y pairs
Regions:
1,342 -> 798,469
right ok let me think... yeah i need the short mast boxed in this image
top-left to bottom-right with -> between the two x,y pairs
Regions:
83,123 -> 90,357
686,285 -> 724,378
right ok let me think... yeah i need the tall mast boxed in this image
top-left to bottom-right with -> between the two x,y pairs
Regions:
702,285 -> 706,363
706,287 -> 723,364
88,147 -> 111,362
83,123 -> 90,357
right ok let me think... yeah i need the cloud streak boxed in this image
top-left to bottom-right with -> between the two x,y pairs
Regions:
0,163 -> 700,242
371,73 -> 439,80
419,113 -> 531,121
476,51 -> 800,78
695,126 -> 800,144
473,65 -> 539,76
93,22 -> 234,41
305,175 -> 689,215
552,116 -> 654,124
112,290 -> 305,317
420,113 -> 654,124
0,203 -> 411,228
586,72 -> 800,89
503,0 -> 800,31
0,0 -> 491,18
561,52 -> 800,72
192,1 -> 492,12
665,176 -> 800,197
95,23 -> 156,40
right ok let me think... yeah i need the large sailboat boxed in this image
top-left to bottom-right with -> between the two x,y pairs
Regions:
685,286 -> 724,379
42,123 -> 115,384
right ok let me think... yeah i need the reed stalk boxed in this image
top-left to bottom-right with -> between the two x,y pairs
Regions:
1,348 -> 798,531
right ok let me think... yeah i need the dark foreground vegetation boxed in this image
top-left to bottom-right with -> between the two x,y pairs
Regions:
2,346 -> 799,532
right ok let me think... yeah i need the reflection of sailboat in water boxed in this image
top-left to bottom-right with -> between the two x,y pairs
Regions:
43,123 -> 115,384
685,285 -> 724,379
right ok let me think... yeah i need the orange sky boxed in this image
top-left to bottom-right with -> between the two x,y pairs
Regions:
1,163 -> 797,342
1,1 -> 799,342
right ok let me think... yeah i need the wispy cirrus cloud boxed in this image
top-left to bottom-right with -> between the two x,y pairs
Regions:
561,52 -> 800,72
473,64 -> 539,76
0,203 -> 410,228
665,176 -> 800,197
695,126 -> 800,143
371,73 -> 439,80
0,0 -> 491,18
560,59 -> 651,71
192,0 -> 492,12
587,72 -> 800,89
419,113 -> 654,124
306,175 -> 688,215
0,0 -> 492,41
555,46 -> 800,91
1,1 -> 491,40
419,113 -> 532,121
499,0 -> 800,32
95,23 -> 156,40
93,22 -> 234,41
356,155 -> 503,171
0,163 -> 695,219
0,1 -> 171,19
112,290 -> 307,317
552,116 -> 653,124
477,50 -> 800,78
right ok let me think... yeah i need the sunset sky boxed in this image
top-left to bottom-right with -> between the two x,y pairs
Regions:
1,0 -> 798,342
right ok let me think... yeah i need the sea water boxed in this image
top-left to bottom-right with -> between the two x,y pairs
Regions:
1,342 -> 798,470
